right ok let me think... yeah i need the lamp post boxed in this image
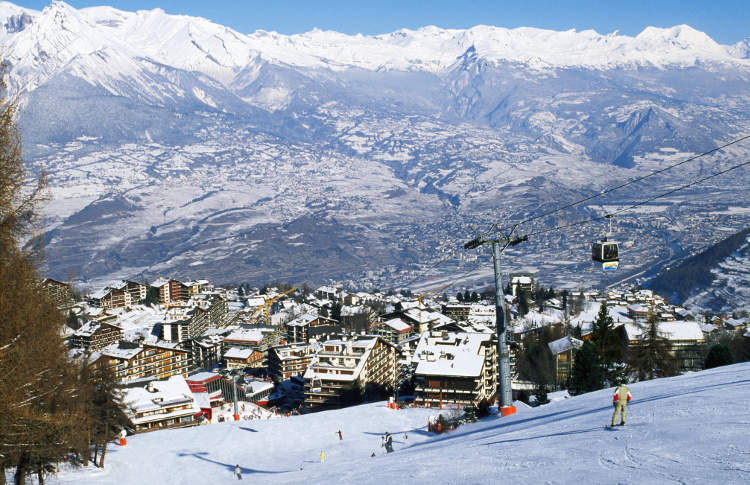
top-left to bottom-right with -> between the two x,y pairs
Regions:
464,230 -> 526,417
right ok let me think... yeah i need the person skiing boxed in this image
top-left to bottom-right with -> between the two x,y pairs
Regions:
320,451 -> 325,463
234,464 -> 242,480
404,433 -> 408,445
336,430 -> 342,440
385,432 -> 393,453
611,381 -> 632,427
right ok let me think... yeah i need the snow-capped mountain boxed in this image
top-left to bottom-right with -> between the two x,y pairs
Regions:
2,2 -> 750,287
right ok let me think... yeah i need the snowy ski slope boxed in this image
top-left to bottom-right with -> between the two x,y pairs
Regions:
55,362 -> 750,484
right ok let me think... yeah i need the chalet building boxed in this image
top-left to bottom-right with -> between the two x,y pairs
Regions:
223,325 -> 285,356
285,314 -> 339,343
120,281 -> 147,304
367,318 -> 415,346
303,335 -> 399,410
162,306 -> 209,343
41,278 -> 73,309
225,347 -> 264,369
412,331 -> 498,409
621,321 -> 707,372
184,279 -> 210,297
191,329 -> 230,370
89,286 -> 131,309
316,285 -> 340,301
509,273 -> 534,296
267,342 -> 317,383
152,278 -> 188,304
626,304 -> 650,320
339,306 -> 377,334
123,376 -> 201,433
188,294 -> 228,327
442,304 -> 471,322
97,341 -> 191,382
548,336 -> 583,386
72,321 -> 123,352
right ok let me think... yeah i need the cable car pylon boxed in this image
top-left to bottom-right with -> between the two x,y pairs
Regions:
464,225 -> 527,417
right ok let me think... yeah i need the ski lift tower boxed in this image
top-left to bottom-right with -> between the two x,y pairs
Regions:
464,228 -> 527,417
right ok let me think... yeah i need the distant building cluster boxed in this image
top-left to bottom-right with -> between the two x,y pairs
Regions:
45,271 -> 747,435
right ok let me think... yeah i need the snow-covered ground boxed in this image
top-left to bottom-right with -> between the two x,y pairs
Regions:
45,362 -> 750,484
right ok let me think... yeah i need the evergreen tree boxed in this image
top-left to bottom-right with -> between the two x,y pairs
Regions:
66,309 -> 82,330
505,282 -> 512,295
589,302 -> 625,386
463,405 -> 478,423
456,292 -> 464,302
628,309 -> 679,381
518,291 -> 529,317
463,290 -> 471,302
470,291 -> 479,302
535,379 -> 550,405
331,301 -> 342,322
568,341 -> 604,395
704,344 -> 734,369
319,306 -> 329,318
562,294 -> 568,310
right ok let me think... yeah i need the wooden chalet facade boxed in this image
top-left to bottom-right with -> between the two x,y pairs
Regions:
96,341 -> 191,382
303,335 -> 399,410
412,331 -> 498,409
72,321 -> 123,352
267,342 -> 317,383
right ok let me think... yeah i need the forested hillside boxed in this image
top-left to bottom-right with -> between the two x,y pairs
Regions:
649,228 -> 750,303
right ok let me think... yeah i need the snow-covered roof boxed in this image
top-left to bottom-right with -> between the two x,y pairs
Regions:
623,321 -> 705,341
287,314 -> 318,327
412,332 -> 493,378
247,381 -> 274,394
225,347 -> 257,360
548,336 -> 583,355
123,375 -> 200,421
627,304 -> 649,314
224,327 -> 267,343
382,318 -> 413,333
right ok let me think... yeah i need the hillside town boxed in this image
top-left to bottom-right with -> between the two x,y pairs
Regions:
39,272 -> 749,436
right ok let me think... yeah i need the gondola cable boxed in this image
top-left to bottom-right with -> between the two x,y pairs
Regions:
507,133 -> 750,231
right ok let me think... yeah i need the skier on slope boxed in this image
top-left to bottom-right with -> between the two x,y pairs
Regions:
234,464 -> 242,480
336,430 -> 342,440
385,432 -> 394,452
611,381 -> 631,427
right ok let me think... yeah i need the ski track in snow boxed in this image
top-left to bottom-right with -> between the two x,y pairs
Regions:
47,363 -> 750,484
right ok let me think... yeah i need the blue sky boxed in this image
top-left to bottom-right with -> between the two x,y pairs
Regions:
14,1 -> 750,45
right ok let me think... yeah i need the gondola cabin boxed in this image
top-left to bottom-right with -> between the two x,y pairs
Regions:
592,237 -> 619,273
311,377 -> 322,393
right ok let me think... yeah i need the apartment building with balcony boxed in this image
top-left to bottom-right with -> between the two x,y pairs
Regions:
303,335 -> 399,410
96,341 -> 191,382
72,321 -> 123,352
267,342 -> 318,383
412,331 -> 498,409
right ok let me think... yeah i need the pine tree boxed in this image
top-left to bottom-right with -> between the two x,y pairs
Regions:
463,290 -> 471,302
568,341 -> 604,395
704,344 -> 733,369
589,302 -> 625,386
518,291 -> 529,317
535,379 -> 550,405
456,291 -> 464,302
628,309 -> 679,381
